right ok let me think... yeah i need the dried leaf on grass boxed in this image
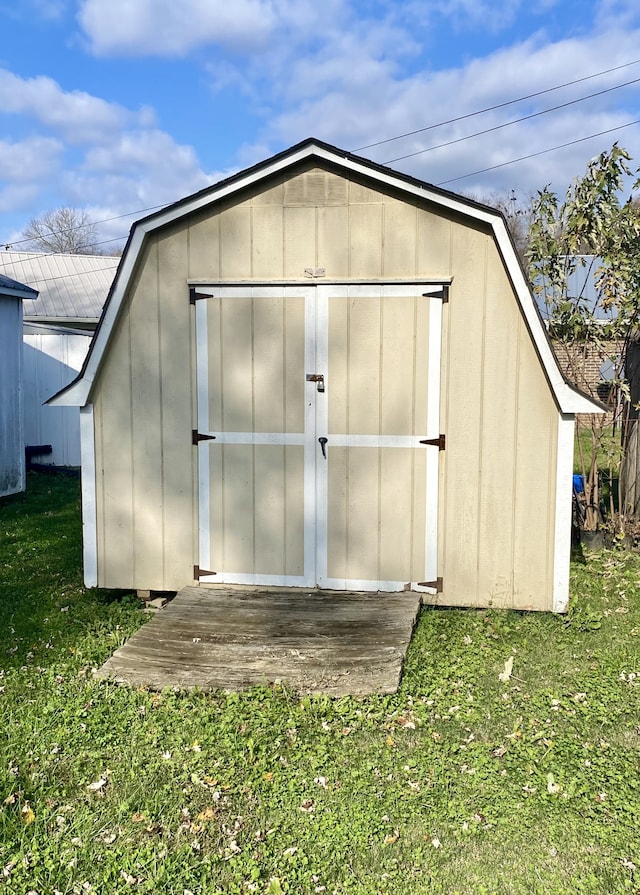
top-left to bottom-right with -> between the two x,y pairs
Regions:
498,656 -> 514,683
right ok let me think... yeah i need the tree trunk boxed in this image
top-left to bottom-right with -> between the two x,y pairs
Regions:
620,337 -> 640,519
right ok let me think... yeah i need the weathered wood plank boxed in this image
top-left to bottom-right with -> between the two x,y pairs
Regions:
95,586 -> 421,696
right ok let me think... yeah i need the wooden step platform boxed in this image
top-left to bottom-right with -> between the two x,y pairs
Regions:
95,586 -> 422,696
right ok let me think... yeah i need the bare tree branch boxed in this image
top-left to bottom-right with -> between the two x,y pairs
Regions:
20,207 -> 100,254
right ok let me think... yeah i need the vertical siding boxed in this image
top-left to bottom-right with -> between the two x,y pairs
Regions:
157,228 -> 194,587
0,298 -> 24,497
439,223 -> 487,603
349,204 -> 383,278
129,244 -> 163,588
94,235 -> 195,590
220,206 -> 251,279
252,206 -> 284,279
89,163 -> 561,605
23,333 -> 90,467
187,214 -> 220,279
284,207 -> 316,277
512,321 -> 557,609
95,310 -> 134,588
438,227 -> 559,610
318,206 -> 349,276
382,200 -> 417,278
475,251 -> 520,607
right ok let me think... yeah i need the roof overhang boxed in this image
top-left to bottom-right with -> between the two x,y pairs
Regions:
0,280 -> 39,301
48,138 -> 603,415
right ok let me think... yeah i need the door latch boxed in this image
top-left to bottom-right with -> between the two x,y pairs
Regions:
318,436 -> 328,458
306,373 -> 325,392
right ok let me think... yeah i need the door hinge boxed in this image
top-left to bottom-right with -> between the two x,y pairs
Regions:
420,434 -> 446,450
194,565 -> 216,580
418,577 -> 443,592
192,430 -> 216,445
189,287 -> 209,305
424,285 -> 449,303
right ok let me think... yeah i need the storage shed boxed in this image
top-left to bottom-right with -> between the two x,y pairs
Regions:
0,274 -> 38,497
0,251 -> 117,467
50,139 -> 602,612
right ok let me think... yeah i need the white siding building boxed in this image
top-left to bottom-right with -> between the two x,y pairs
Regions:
0,274 -> 38,496
0,251 -> 116,466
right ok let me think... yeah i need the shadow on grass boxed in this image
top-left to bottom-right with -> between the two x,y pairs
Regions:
0,472 -> 145,673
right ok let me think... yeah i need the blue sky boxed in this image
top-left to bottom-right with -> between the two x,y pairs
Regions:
1,0 -> 640,250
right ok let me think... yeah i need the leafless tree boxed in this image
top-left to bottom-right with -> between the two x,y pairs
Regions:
20,207 -> 100,254
464,190 -> 535,268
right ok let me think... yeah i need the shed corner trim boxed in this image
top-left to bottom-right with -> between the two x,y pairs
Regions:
552,413 -> 575,614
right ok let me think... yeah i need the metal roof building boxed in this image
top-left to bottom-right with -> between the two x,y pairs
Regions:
0,251 -> 117,327
0,252 -> 117,467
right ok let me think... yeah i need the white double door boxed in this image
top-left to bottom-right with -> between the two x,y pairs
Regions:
195,284 -> 443,591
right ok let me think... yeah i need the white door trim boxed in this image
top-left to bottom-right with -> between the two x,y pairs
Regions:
316,284 -> 443,592
195,285 -> 316,586
195,283 -> 443,591
79,404 -> 98,588
552,412 -> 574,613
423,293 -> 443,591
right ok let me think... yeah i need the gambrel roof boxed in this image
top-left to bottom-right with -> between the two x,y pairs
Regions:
50,137 -> 602,414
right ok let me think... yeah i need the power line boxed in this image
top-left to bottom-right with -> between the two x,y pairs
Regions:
436,118 -> 640,185
3,202 -> 170,252
383,74 -> 640,164
10,117 -> 640,290
353,58 -> 640,151
3,61 -> 640,286
3,59 -> 640,260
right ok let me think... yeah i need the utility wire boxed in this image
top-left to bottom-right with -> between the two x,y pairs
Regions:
4,60 -> 640,258
3,63 -> 640,282
11,115 -> 640,289
436,118 -> 640,185
354,57 -> 640,151
383,74 -> 640,163
5,115 -> 640,287
3,202 -> 169,251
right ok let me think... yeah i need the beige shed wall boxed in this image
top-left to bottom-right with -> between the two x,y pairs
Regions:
90,163 -> 560,608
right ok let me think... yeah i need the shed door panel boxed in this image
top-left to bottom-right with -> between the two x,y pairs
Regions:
317,287 -> 438,589
196,284 -> 442,590
325,446 -> 427,585
196,288 -> 311,586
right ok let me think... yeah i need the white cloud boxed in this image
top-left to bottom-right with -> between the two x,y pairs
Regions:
0,69 -> 214,245
0,137 -> 63,182
596,0 -> 640,29
416,0 -> 523,32
0,183 -> 41,216
64,130 -> 215,220
0,69 -> 143,144
77,0 -> 278,56
256,23 -> 640,196
3,0 -> 640,250
30,0 -> 67,18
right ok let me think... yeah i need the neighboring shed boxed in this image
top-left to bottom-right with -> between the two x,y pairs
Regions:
0,252 -> 116,466
0,274 -> 38,497
50,139 -> 602,611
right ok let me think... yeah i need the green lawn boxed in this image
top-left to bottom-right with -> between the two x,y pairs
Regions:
1,473 -> 639,895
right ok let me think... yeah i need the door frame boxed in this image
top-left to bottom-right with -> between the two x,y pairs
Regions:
193,282 -> 446,592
